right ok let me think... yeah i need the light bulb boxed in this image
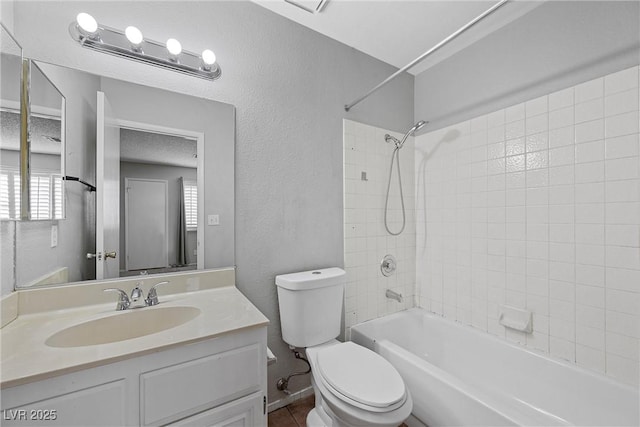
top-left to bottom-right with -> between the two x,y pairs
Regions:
76,12 -> 98,35
166,38 -> 182,56
201,49 -> 216,66
125,26 -> 143,46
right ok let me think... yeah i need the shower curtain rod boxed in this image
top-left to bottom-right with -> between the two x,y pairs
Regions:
344,0 -> 510,112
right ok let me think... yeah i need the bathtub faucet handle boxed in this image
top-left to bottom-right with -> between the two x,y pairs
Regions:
381,254 -> 397,277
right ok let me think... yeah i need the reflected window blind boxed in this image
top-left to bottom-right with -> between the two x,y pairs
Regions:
0,170 -> 21,219
30,174 -> 51,220
0,169 -> 62,220
184,180 -> 197,229
53,176 -> 63,219
0,172 -> 11,219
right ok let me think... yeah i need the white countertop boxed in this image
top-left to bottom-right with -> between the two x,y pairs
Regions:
1,286 -> 269,389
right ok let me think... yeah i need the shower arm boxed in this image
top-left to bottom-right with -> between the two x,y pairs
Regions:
344,0 -> 510,112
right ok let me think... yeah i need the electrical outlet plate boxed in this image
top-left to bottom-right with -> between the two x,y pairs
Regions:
207,214 -> 220,226
50,225 -> 58,248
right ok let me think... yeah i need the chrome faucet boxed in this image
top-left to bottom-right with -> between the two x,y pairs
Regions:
145,281 -> 169,306
103,281 -> 170,311
385,289 -> 403,303
103,288 -> 131,310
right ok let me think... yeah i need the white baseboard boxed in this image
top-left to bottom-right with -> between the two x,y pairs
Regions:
267,386 -> 314,413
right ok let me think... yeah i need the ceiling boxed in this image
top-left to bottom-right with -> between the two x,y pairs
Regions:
253,0 -> 544,75
120,128 -> 197,169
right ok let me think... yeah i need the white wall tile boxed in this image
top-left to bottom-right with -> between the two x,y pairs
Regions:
415,66 -> 640,385
345,120 -> 415,331
605,180 -> 639,203
576,284 -> 605,308
606,225 -> 640,247
605,111 -> 640,139
606,354 -> 639,386
575,162 -> 604,183
605,134 -> 639,159
604,88 -> 639,117
605,157 -> 639,181
487,109 -> 506,128
549,87 -> 574,111
604,67 -> 639,95
576,344 -> 605,373
575,224 -> 604,245
575,99 -> 604,124
506,103 -> 525,123
526,96 -> 548,117
575,119 -> 604,143
549,125 -> 575,147
606,289 -> 639,316
575,77 -> 604,103
575,140 -> 604,164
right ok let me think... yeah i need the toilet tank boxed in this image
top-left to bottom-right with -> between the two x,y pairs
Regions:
275,268 -> 345,348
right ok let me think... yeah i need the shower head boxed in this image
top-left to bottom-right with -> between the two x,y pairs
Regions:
385,120 -> 428,149
411,120 -> 427,134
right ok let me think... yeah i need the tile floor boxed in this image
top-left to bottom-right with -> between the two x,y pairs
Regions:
268,395 -> 314,427
267,394 -> 408,426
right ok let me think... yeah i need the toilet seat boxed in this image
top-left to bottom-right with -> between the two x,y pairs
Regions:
316,342 -> 407,413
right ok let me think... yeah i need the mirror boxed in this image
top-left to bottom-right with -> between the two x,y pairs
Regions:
7,61 -> 235,289
27,62 -> 66,221
0,24 -> 24,220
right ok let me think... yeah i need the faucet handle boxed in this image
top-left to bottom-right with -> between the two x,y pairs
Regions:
145,281 -> 170,306
103,288 -> 131,310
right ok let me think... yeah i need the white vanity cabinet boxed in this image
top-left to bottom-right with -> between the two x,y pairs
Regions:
1,326 -> 267,427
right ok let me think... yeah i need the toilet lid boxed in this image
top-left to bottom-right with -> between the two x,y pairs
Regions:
317,342 -> 406,409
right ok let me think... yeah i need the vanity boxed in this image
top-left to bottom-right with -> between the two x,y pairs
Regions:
1,268 -> 269,426
0,21 -> 266,427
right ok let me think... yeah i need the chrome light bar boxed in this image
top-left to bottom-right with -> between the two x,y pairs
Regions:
69,14 -> 221,81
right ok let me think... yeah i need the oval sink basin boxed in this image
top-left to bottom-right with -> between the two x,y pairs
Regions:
45,306 -> 201,348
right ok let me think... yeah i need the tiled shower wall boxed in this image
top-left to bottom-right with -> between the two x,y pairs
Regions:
344,120 -> 416,335
415,66 -> 639,386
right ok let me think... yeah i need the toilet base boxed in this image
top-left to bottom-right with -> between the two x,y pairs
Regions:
306,408 -> 327,427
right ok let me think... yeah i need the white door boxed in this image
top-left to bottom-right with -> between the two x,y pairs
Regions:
125,178 -> 168,271
96,91 -> 120,280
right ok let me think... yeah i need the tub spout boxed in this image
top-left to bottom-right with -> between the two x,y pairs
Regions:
386,289 -> 403,303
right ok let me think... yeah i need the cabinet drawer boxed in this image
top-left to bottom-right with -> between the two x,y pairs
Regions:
140,343 -> 261,426
170,392 -> 264,427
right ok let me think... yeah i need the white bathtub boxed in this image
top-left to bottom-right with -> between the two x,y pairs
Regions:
350,308 -> 639,427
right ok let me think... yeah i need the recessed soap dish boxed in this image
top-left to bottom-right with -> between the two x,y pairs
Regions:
498,305 -> 532,334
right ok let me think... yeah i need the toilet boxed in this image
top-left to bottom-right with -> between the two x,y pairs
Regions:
275,268 -> 412,427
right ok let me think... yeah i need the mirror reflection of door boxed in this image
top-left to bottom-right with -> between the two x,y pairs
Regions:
119,128 -> 198,277
96,91 -> 120,280
124,177 -> 168,271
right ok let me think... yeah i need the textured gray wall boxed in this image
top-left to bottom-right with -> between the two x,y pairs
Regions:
415,1 -> 640,131
11,1 -> 414,401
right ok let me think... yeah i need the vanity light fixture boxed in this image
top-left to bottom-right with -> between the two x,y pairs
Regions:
125,26 -> 144,51
69,13 -> 221,81
166,38 -> 182,61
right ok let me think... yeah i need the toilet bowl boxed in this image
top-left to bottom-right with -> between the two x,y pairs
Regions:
275,268 -> 412,427
306,340 -> 412,427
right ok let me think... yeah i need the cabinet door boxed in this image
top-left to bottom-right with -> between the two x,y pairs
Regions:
1,380 -> 127,427
171,392 -> 265,427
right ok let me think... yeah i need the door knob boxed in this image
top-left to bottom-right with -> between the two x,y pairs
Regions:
104,251 -> 117,259
87,252 -> 102,260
